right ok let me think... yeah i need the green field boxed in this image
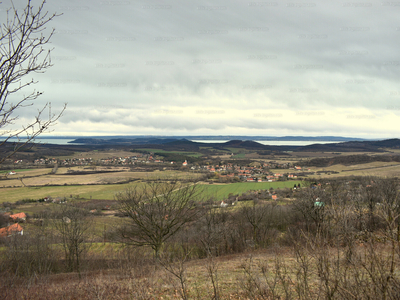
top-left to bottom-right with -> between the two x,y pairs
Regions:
1,180 -> 303,203
0,169 -> 38,174
139,149 -> 203,158
0,182 -> 146,203
225,147 -> 246,154
197,181 -> 303,201
231,153 -> 246,158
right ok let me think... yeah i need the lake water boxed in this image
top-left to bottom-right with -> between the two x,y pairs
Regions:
4,138 -> 339,146
4,138 -> 78,145
191,140 -> 338,146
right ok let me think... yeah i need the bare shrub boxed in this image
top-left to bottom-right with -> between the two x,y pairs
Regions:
159,244 -> 190,300
116,182 -> 201,258
1,219 -> 58,278
0,0 -> 66,164
206,254 -> 221,300
53,204 -> 93,277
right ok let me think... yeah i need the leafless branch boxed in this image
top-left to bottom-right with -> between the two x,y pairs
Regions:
0,0 -> 65,164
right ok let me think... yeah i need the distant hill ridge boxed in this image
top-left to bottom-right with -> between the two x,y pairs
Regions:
69,135 -> 368,144
68,137 -> 400,153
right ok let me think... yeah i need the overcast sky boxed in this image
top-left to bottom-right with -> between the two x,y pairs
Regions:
4,0 -> 400,138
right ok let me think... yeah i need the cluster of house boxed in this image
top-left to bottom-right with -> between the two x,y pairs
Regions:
33,157 -> 58,165
34,155 -> 150,166
202,162 -> 304,182
60,157 -> 93,166
0,212 -> 26,238
20,153 -> 311,181
97,156 -> 137,165
32,154 -> 172,167
42,196 -> 67,203
218,188 -> 283,207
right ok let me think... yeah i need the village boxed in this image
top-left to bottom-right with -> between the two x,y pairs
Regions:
16,152 -> 313,183
0,153 -> 310,239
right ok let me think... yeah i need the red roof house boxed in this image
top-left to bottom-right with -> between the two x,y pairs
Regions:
9,212 -> 26,222
0,223 -> 24,237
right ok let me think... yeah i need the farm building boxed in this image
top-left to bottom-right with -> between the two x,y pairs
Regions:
0,223 -> 24,237
9,212 -> 26,222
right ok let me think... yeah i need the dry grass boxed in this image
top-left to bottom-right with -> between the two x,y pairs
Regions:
56,150 -> 139,160
290,151 -> 392,159
0,168 -> 202,202
55,166 -> 130,174
5,243 -> 397,300
268,161 -> 400,179
0,183 -> 139,203
308,161 -> 400,178
1,168 -> 52,178
0,167 -> 199,188
0,249 -> 274,299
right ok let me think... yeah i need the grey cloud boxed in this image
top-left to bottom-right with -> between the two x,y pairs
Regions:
4,0 -> 398,137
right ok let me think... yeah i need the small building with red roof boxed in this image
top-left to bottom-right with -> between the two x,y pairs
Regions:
9,212 -> 26,222
0,223 -> 24,237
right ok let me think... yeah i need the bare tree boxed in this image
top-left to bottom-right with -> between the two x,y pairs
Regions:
241,201 -> 275,248
0,213 -> 9,228
53,205 -> 92,277
206,254 -> 221,300
362,179 -> 380,232
196,205 -> 231,257
1,211 -> 57,278
116,181 -> 201,258
293,187 -> 327,234
377,178 -> 400,227
158,245 -> 191,300
0,0 -> 66,164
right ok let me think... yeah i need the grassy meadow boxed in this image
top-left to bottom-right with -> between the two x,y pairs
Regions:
0,167 -> 203,202
197,181 -> 303,201
139,148 -> 204,158
304,161 -> 400,178
0,178 -> 303,204
0,183 -> 140,202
